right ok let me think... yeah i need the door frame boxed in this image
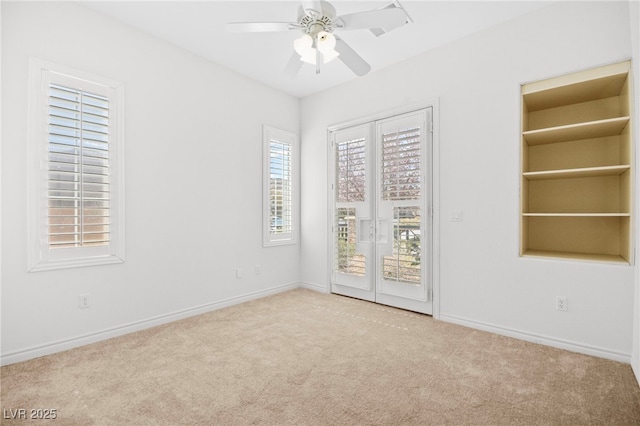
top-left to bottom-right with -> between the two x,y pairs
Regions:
326,99 -> 441,319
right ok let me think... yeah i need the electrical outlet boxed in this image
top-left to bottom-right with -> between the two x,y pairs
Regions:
236,268 -> 243,279
449,210 -> 462,222
79,294 -> 90,309
255,265 -> 261,275
556,296 -> 567,312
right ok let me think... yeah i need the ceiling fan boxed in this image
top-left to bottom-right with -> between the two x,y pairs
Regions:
226,1 -> 410,76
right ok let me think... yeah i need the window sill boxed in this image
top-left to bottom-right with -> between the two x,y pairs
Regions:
28,254 -> 125,273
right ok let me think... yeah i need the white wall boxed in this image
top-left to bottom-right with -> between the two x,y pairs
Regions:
1,2 -> 300,364
301,1 -> 636,361
2,0 -> 638,371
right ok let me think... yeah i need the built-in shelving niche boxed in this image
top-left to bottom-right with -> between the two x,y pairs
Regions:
520,61 -> 633,264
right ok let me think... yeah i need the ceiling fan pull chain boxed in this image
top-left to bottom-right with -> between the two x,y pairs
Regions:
315,37 -> 321,74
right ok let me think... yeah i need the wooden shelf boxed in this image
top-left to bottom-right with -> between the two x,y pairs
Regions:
520,61 -> 632,264
522,62 -> 630,111
523,117 -> 629,145
522,250 -> 628,264
523,164 -> 630,180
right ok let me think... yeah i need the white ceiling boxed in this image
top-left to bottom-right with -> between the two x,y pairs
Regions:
82,1 -> 553,98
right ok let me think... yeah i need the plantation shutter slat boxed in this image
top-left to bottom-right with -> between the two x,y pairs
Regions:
381,126 -> 421,201
47,83 -> 111,248
336,137 -> 366,203
269,140 -> 293,235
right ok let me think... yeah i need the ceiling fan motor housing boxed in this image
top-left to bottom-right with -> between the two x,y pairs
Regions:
297,1 -> 338,36
299,13 -> 334,35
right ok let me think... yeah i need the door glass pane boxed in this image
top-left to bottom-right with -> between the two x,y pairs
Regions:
336,208 -> 365,276
381,127 -> 421,201
337,137 -> 366,202
382,206 -> 421,284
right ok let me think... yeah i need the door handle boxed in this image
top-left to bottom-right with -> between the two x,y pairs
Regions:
376,219 -> 393,256
358,218 -> 373,243
376,219 -> 387,242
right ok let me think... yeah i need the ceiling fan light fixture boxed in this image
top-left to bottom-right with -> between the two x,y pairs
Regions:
298,50 -> 339,65
317,31 -> 339,64
294,33 -> 339,65
293,34 -> 313,56
300,53 -> 316,65
316,31 -> 336,53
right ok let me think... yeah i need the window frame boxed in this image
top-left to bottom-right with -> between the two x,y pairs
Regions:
263,125 -> 298,247
27,58 -> 125,272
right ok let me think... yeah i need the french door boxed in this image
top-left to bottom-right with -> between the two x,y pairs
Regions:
330,108 -> 432,314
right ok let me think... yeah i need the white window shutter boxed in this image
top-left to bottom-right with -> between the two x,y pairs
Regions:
28,58 -> 125,271
336,137 -> 366,203
269,140 -> 292,235
381,126 -> 421,201
263,125 -> 297,247
48,84 -> 111,248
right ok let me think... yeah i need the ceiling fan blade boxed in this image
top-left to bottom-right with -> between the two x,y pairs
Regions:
334,36 -> 371,77
335,8 -> 407,31
284,51 -> 304,76
225,22 -> 297,33
370,3 -> 413,37
300,1 -> 322,14
300,1 -> 335,18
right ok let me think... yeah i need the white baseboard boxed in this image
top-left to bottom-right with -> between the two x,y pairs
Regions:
299,281 -> 329,293
1,282 -> 299,366
439,313 -> 631,364
7,284 -> 628,368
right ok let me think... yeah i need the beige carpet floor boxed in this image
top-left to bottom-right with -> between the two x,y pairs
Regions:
2,289 -> 640,425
